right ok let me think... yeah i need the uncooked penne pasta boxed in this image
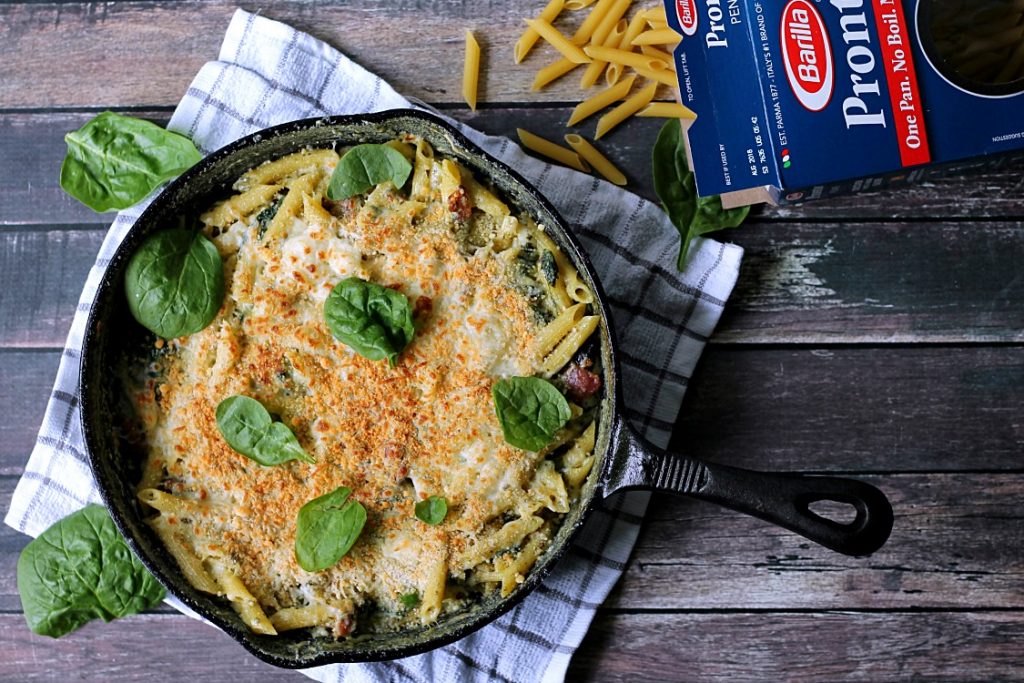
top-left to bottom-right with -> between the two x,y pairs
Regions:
514,0 -> 565,64
525,18 -> 591,64
571,0 -> 615,45
589,0 -> 632,47
580,19 -> 626,88
595,81 -> 658,138
533,56 -> 579,90
517,128 -> 589,172
607,13 -> 649,85
639,6 -> 667,23
632,63 -> 679,87
463,30 -> 480,110
564,134 -> 627,185
584,44 -> 667,71
631,27 -> 682,46
565,0 -> 597,8
640,44 -> 675,66
637,102 -> 697,119
568,74 -> 636,125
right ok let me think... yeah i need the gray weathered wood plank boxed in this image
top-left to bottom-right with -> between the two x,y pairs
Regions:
2,610 -> 1023,682
3,110 -> 1022,227
3,474 -> 1024,612
571,611 -> 1024,682
4,222 -> 1022,349
2,347 -> 1021,472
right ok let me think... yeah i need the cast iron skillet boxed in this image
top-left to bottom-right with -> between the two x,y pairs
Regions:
80,109 -> 893,668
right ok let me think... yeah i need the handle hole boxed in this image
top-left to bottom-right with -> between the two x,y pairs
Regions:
807,499 -> 860,526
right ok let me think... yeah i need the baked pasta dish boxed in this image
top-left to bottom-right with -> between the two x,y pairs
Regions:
122,135 -> 603,639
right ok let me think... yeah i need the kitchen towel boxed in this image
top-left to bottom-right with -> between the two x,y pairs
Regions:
5,9 -> 743,683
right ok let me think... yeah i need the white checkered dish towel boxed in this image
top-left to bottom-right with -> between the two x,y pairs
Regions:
5,9 -> 743,683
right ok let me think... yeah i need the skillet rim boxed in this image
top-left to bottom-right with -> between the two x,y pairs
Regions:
79,108 -> 624,668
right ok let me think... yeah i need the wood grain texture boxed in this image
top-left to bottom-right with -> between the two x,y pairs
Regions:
2,347 -> 1022,473
571,611 -> 1024,682
3,110 -> 1022,227
3,222 -> 1023,349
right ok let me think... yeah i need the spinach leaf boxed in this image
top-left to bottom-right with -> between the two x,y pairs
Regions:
652,120 -> 750,270
215,395 -> 314,466
17,504 -> 165,638
124,228 -> 225,339
492,376 -> 571,452
256,190 -> 287,240
399,592 -> 420,609
323,278 -> 415,366
327,144 -> 413,200
414,496 -> 448,526
60,112 -> 202,212
295,487 -> 367,572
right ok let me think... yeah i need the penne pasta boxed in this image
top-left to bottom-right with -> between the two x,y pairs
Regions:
631,62 -> 679,87
580,19 -> 627,88
265,174 -> 315,239
147,517 -> 221,594
631,27 -> 683,46
514,0 -> 565,64
640,44 -> 675,66
639,6 -> 668,23
271,603 -> 338,631
208,559 -> 277,635
201,183 -> 283,228
525,18 -> 592,64
419,551 -> 448,623
532,56 -> 579,90
589,0 -> 632,47
567,73 -> 636,125
595,81 -> 658,139
570,0 -> 615,45
584,44 -> 666,71
541,314 -> 600,375
536,303 -> 586,357
564,134 -> 627,185
516,128 -> 589,172
638,102 -> 698,119
237,149 -> 337,190
462,30 -> 481,111
565,0 -> 597,8
606,13 -> 649,85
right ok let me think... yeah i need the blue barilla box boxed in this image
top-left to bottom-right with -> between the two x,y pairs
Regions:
664,0 -> 1024,205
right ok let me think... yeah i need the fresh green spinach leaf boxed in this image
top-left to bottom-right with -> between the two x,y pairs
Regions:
124,228 -> 225,339
399,592 -> 420,609
414,496 -> 448,526
652,120 -> 750,270
60,112 -> 202,212
256,190 -> 287,240
17,504 -> 165,638
215,395 -> 314,466
323,278 -> 415,366
295,487 -> 367,572
327,144 -> 413,200
492,376 -> 571,452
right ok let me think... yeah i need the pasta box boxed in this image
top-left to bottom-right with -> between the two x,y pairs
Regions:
663,0 -> 1024,205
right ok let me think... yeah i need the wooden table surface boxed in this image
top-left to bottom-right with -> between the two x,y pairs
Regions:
2,1 -> 1024,681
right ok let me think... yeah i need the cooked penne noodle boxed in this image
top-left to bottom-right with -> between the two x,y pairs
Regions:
138,488 -> 202,516
631,27 -> 682,46
237,149 -> 337,190
565,267 -> 594,303
265,174 -> 315,239
580,19 -> 626,88
542,315 -> 600,375
464,173 -> 510,217
562,421 -> 597,490
270,603 -> 338,631
202,183 -> 283,228
564,134 -> 626,185
638,102 -> 698,119
584,44 -> 666,71
516,128 -> 589,172
532,460 -> 570,514
147,517 -> 220,594
536,303 -> 586,356
208,559 -> 277,635
525,18 -> 591,64
532,56 -> 579,90
514,0 -> 566,63
455,515 -> 544,569
595,81 -> 658,138
567,73 -> 636,125
571,0 -> 615,45
419,552 -> 448,623
436,158 -> 462,202
463,30 -> 481,111
410,138 -> 434,201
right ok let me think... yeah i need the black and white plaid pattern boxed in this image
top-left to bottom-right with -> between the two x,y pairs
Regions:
4,10 -> 742,682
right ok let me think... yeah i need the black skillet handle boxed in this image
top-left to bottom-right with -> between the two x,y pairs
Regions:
603,418 -> 894,556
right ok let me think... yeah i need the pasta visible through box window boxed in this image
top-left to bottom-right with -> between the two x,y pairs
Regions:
122,136 -> 602,640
